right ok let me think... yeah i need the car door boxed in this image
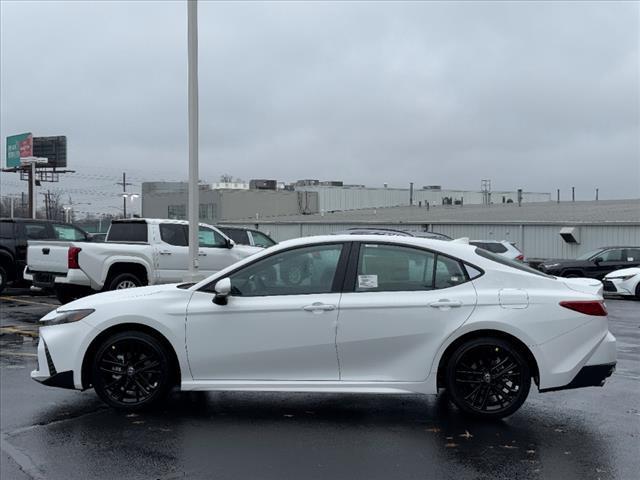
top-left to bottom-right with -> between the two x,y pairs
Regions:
336,242 -> 477,382
198,226 -> 242,275
185,242 -> 348,380
592,248 -> 625,278
156,223 -> 189,283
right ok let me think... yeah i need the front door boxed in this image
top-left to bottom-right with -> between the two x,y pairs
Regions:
336,243 -> 477,382
186,243 -> 348,380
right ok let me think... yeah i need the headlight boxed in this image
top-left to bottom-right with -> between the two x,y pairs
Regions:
606,275 -> 635,281
39,309 -> 95,326
543,263 -> 561,269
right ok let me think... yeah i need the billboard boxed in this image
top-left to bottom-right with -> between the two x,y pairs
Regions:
33,136 -> 67,168
6,132 -> 33,168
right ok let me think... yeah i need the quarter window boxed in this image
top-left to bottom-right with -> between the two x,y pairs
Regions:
227,244 -> 343,297
250,230 -> 276,248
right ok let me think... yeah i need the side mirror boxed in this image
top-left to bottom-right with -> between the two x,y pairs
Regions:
213,277 -> 231,305
225,238 -> 234,249
593,256 -> 603,264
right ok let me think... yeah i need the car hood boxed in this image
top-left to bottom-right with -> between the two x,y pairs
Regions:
604,267 -> 640,278
57,283 -> 185,312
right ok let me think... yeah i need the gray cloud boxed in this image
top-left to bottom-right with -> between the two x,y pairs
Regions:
1,1 -> 638,213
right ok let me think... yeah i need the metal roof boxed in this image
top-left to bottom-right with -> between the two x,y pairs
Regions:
224,199 -> 640,225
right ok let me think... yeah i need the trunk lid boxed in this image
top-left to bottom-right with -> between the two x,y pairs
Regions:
562,277 -> 603,297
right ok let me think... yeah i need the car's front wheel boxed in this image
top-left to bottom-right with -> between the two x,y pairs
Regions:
445,337 -> 531,419
92,331 -> 172,410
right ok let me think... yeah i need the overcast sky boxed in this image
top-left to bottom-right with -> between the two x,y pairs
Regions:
1,1 -> 639,213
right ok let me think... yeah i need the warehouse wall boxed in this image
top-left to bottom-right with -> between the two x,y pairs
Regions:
294,186 -> 551,212
231,221 -> 640,259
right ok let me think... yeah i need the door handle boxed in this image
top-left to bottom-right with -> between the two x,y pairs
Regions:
159,250 -> 172,256
429,299 -> 463,308
303,302 -> 336,312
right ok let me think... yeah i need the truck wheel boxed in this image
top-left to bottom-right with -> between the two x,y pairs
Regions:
108,273 -> 142,291
55,287 -> 81,305
0,265 -> 7,294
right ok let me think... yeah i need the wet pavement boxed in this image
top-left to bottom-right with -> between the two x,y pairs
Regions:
1,290 -> 638,480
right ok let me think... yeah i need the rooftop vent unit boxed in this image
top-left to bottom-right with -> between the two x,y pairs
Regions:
559,226 -> 580,244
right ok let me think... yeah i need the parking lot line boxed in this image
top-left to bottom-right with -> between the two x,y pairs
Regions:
0,296 -> 57,307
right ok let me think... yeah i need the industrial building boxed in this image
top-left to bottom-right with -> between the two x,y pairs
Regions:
223,199 -> 640,259
141,180 -> 550,222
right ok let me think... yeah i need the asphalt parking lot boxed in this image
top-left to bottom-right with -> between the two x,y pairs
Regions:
1,289 -> 638,480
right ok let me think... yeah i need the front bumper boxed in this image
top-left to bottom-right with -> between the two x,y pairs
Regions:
603,278 -> 634,296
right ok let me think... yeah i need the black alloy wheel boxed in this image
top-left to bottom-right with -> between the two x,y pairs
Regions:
92,331 -> 171,410
446,337 -> 531,419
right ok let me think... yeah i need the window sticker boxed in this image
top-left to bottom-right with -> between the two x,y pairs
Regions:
358,274 -> 378,289
628,257 -> 634,262
450,276 -> 460,283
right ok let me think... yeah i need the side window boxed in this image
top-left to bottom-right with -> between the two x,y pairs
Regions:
0,222 -> 14,239
53,224 -> 86,241
24,223 -> 51,240
227,244 -> 344,297
434,254 -> 467,289
486,243 -> 508,254
220,228 -> 249,245
624,248 -> 640,262
600,249 -> 623,262
250,230 -> 276,248
199,227 -> 227,248
356,244 -> 435,292
160,224 -> 187,246
107,222 -> 148,242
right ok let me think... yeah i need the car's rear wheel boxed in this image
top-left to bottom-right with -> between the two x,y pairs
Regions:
445,337 -> 531,419
92,331 -> 172,410
0,265 -> 7,294
635,283 -> 640,300
107,273 -> 142,291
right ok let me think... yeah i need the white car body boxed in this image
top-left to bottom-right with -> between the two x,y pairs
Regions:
24,219 -> 262,293
31,235 -> 616,417
603,267 -> 640,298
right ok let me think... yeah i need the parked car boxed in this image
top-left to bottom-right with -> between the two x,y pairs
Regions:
24,218 -> 262,303
217,226 -> 277,248
469,240 -> 524,261
0,218 -> 93,293
332,227 -> 451,240
32,234 -> 615,419
603,267 -> 640,299
534,246 -> 640,279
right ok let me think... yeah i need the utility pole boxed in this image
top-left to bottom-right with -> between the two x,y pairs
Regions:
116,172 -> 133,219
187,0 -> 200,280
572,186 -> 575,202
596,188 -> 599,201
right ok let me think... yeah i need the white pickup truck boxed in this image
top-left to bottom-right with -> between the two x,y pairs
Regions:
25,218 -> 262,303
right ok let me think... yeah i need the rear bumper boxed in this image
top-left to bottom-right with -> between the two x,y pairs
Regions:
24,267 -> 92,288
540,362 -> 616,392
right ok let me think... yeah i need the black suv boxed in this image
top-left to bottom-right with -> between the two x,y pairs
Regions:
535,246 -> 640,279
0,218 -> 92,293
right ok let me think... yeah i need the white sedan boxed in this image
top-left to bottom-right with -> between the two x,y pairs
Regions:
603,267 -> 640,299
32,235 -> 617,419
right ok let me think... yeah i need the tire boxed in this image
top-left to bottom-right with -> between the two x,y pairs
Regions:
107,272 -> 142,291
0,265 -> 7,294
55,287 -> 79,305
445,337 -> 531,419
563,272 -> 581,278
635,283 -> 640,300
91,331 -> 172,410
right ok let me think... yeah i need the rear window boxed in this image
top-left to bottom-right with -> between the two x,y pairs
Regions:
470,241 -> 508,254
107,222 -> 148,242
475,248 -> 552,278
0,222 -> 14,238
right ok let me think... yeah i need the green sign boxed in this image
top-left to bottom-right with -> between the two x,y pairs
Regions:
6,132 -> 32,168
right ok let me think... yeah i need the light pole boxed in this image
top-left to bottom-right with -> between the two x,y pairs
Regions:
121,193 -> 140,218
187,0 -> 200,281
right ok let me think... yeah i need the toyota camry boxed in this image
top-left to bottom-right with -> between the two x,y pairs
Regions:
32,235 -> 616,419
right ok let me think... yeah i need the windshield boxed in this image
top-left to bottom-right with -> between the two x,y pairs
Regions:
475,248 -> 554,278
576,249 -> 604,260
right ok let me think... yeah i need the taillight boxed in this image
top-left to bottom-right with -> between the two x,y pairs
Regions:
560,300 -> 607,316
515,254 -> 525,261
68,247 -> 81,269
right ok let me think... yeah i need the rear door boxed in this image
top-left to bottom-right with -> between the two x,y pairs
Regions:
336,242 -> 477,382
156,223 -> 189,283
